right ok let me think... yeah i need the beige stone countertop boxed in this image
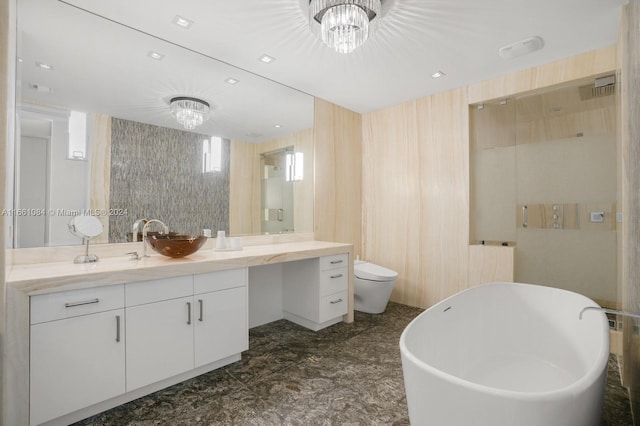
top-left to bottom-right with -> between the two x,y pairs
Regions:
6,240 -> 353,296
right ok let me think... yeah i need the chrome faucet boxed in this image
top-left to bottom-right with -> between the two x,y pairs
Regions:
142,219 -> 169,257
579,306 -> 640,320
131,218 -> 148,242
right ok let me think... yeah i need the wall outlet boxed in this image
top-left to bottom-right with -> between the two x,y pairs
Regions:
590,212 -> 605,223
202,229 -> 212,237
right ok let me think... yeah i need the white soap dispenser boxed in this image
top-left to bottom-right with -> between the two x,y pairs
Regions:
215,230 -> 227,250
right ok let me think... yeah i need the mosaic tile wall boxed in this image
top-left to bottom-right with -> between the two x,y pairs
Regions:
109,118 -> 229,242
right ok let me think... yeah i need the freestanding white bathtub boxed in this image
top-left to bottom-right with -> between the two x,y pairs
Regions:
399,282 -> 609,426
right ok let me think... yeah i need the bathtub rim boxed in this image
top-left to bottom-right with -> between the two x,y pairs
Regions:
399,282 -> 610,401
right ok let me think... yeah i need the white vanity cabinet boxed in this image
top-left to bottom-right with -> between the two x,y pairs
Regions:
282,253 -> 349,331
29,285 -> 125,426
125,275 -> 195,391
125,270 -> 248,390
11,242 -> 353,426
193,269 -> 248,367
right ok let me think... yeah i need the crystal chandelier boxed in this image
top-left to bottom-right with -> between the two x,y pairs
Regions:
169,97 -> 210,130
309,0 -> 381,54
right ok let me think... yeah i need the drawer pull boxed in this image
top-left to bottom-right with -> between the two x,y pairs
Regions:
330,274 -> 344,279
330,298 -> 343,304
330,260 -> 344,264
64,298 -> 99,308
115,315 -> 121,343
198,299 -> 204,322
187,302 -> 192,325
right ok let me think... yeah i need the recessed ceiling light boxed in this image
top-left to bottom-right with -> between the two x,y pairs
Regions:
274,124 -> 281,128
17,57 -> 23,63
147,51 -> 165,61
36,61 -> 53,70
258,54 -> 275,64
431,71 -> 445,79
225,77 -> 239,85
172,15 -> 193,29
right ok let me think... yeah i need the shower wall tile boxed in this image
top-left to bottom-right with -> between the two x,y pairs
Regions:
109,118 -> 229,242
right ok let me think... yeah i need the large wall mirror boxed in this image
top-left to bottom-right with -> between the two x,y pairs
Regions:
11,0 -> 315,248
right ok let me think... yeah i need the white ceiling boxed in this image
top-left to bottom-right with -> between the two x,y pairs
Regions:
17,0 -> 626,139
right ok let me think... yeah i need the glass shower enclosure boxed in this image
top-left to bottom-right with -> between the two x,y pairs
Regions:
260,147 -> 295,234
470,76 -> 618,307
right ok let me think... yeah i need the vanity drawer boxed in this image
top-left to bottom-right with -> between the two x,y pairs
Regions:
319,291 -> 348,323
31,284 -> 124,325
194,268 -> 247,295
320,253 -> 349,271
320,268 -> 348,296
125,276 -> 193,307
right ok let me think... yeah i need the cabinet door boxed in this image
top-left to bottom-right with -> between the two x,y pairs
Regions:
194,286 -> 248,368
30,309 -> 125,426
126,296 -> 194,391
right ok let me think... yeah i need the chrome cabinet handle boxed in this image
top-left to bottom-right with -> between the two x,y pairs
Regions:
330,260 -> 343,264
115,315 -> 121,343
522,205 -> 528,228
330,298 -> 343,304
65,298 -> 99,308
330,274 -> 344,279
186,302 -> 192,325
198,299 -> 203,322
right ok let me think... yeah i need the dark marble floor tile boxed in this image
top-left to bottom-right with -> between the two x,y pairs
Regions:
74,302 -> 634,426
603,355 -> 634,425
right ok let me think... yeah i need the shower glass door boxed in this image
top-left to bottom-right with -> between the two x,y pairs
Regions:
514,79 -> 618,307
260,147 -> 295,234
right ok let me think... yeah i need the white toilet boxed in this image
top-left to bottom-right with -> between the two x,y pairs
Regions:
354,260 -> 398,314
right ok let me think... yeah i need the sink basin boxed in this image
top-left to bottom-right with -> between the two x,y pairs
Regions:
147,234 -> 207,258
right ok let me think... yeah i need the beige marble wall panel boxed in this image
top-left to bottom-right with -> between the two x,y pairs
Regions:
313,98 -> 362,258
89,113 -> 111,244
362,102 -> 420,305
416,89 -> 470,304
229,140 -> 259,234
362,89 -> 469,308
467,45 -> 617,104
621,2 -> 640,414
468,245 -> 514,287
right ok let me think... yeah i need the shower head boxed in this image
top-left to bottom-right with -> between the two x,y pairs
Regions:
578,75 -> 616,101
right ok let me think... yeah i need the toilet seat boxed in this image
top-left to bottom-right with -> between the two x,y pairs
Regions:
354,262 -> 398,282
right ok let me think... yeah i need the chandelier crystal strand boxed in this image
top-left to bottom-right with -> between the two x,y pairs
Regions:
322,4 -> 368,54
170,97 -> 210,130
309,0 -> 381,54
